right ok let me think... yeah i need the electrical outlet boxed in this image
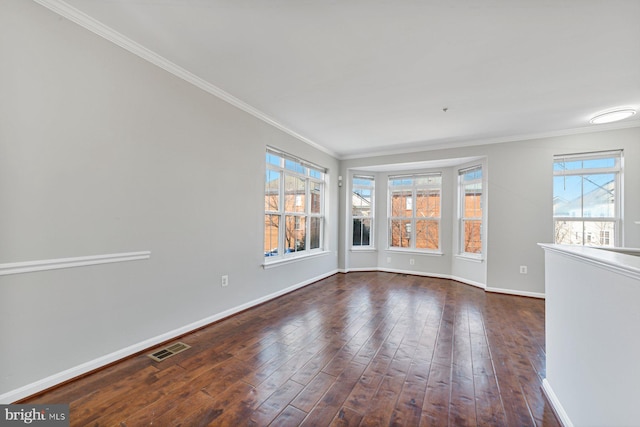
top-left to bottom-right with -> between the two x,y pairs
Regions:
410,258 -> 415,265
221,275 -> 229,287
519,266 -> 528,274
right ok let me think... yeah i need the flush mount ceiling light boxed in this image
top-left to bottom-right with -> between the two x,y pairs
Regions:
589,108 -> 636,124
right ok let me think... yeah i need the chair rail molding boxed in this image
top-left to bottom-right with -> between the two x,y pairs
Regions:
0,251 -> 151,276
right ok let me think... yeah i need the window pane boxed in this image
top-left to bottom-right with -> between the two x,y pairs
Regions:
390,177 -> 412,187
352,218 -> 371,246
415,175 -> 441,186
463,220 -> 482,253
583,157 -> 616,169
309,168 -> 323,179
555,220 -> 581,245
553,175 -> 582,217
265,169 -> 280,212
310,181 -> 322,214
462,168 -> 482,181
554,154 -> 617,172
459,166 -> 482,255
390,191 -> 412,217
415,220 -> 439,249
285,215 -> 306,253
463,184 -> 482,218
390,219 -> 411,248
266,152 -> 282,167
310,217 -> 321,249
264,215 -> 279,256
353,177 -> 373,186
554,159 -> 583,172
285,159 -> 306,174
583,173 -> 615,217
584,221 -> 615,247
556,220 -> 615,246
416,190 -> 439,218
285,175 -> 306,213
352,188 -> 372,217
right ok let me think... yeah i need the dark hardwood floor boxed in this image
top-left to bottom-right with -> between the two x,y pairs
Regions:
25,272 -> 559,426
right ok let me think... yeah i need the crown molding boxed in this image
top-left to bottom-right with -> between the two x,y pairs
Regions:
339,120 -> 640,160
31,0 -> 338,159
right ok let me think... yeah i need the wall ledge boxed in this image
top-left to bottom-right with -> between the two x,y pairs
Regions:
539,244 -> 640,281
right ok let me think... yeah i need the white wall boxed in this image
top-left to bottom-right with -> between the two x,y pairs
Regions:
0,0 -> 339,399
542,245 -> 640,426
339,127 -> 640,296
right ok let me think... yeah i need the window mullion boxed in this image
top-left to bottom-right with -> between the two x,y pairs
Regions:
411,186 -> 417,249
305,178 -> 310,252
279,173 -> 285,256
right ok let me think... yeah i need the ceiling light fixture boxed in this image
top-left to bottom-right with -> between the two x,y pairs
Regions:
589,108 -> 636,124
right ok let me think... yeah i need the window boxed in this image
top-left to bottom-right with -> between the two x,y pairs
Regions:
388,173 -> 441,251
553,150 -> 622,247
352,175 -> 374,247
264,148 -> 325,259
459,166 -> 483,256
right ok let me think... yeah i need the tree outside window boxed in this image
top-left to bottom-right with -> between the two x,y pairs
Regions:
389,174 -> 441,251
264,148 -> 325,259
459,166 -> 482,256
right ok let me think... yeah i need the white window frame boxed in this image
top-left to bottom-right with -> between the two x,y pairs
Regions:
264,147 -> 326,263
388,173 -> 442,253
458,165 -> 483,259
553,150 -> 623,247
351,174 -> 375,249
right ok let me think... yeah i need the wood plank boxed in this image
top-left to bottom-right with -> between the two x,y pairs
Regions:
290,371 -> 337,413
300,361 -> 367,426
389,360 -> 430,427
420,362 -> 451,426
329,406 -> 363,427
250,380 -> 305,426
359,374 -> 405,426
269,405 -> 307,427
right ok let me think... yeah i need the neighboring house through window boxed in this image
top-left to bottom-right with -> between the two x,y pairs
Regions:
553,150 -> 622,247
459,166 -> 483,256
388,173 -> 441,251
264,148 -> 325,259
352,175 -> 374,247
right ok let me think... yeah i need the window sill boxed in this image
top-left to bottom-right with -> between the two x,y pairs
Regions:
262,250 -> 331,269
455,254 -> 484,263
350,247 -> 377,252
386,248 -> 444,257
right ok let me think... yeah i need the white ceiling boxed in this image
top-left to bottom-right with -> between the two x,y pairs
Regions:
43,0 -> 640,158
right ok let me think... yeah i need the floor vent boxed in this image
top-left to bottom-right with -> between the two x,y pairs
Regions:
148,342 -> 191,362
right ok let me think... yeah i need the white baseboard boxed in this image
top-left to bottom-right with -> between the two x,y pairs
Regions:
338,267 -> 378,273
486,286 -> 545,299
377,267 -> 451,280
359,267 -> 489,291
542,379 -> 573,427
450,275 -> 487,290
342,267 -> 545,298
0,269 -> 338,404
